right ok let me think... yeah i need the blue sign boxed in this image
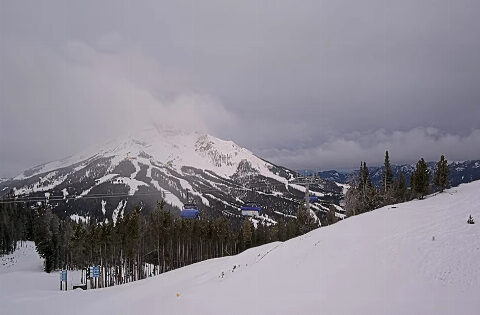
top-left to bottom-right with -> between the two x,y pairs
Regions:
88,266 -> 101,278
60,270 -> 67,281
90,266 -> 100,278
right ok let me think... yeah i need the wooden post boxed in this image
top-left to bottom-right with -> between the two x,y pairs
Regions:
89,269 -> 93,289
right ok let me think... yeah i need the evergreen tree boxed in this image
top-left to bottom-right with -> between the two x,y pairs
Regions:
326,205 -> 338,225
359,162 -> 378,212
411,158 -> 430,199
241,219 -> 253,249
393,173 -> 408,203
345,162 -> 379,216
344,186 -> 361,217
69,221 -> 87,268
0,198 -> 32,255
381,150 -> 394,194
49,214 -> 60,270
149,202 -> 165,274
358,162 -> 373,193
276,220 -> 287,241
33,207 -> 55,272
297,205 -> 318,234
433,155 -> 450,192
286,219 -> 297,239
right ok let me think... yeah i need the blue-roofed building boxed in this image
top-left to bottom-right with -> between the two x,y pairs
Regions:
180,204 -> 200,219
241,203 -> 262,217
303,196 -> 319,202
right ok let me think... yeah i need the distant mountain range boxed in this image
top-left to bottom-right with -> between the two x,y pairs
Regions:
317,160 -> 480,187
0,126 -> 342,225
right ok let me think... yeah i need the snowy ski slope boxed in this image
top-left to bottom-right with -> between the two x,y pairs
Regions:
1,181 -> 480,314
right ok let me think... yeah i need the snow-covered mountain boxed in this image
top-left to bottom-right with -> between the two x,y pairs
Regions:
2,181 -> 479,314
0,126 -> 342,223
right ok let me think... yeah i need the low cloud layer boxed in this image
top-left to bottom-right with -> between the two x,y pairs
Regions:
0,41 -> 233,176
1,1 -> 480,176
259,128 -> 480,170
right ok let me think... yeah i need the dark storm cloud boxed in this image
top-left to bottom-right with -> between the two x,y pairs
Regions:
1,0 -> 480,176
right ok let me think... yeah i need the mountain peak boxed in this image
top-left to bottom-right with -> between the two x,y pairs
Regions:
2,126 -> 343,225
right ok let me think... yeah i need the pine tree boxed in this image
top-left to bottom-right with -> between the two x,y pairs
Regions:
241,219 -> 253,249
344,186 -> 361,217
286,219 -> 297,239
358,162 -> 372,193
149,202 -> 165,274
297,205 -> 318,234
276,220 -> 287,241
49,214 -> 60,270
0,199 -> 32,255
433,155 -> 450,192
412,158 -> 430,199
326,205 -> 338,225
382,151 -> 394,198
345,162 -> 379,216
33,207 -> 55,272
393,173 -> 407,203
359,162 -> 378,212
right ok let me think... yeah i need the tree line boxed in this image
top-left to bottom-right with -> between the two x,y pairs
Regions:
0,192 -> 33,255
28,201 -> 317,287
345,152 -> 450,217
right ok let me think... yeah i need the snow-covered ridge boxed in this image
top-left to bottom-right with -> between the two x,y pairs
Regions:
14,127 -> 284,182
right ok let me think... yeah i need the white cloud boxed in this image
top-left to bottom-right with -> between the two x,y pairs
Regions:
0,40 -> 233,176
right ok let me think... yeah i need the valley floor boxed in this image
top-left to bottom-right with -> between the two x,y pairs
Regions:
1,182 -> 480,314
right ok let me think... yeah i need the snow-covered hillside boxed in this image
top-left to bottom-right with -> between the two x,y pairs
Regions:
2,181 -> 479,315
0,126 -> 342,222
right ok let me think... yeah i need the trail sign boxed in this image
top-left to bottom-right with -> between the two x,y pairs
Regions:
88,266 -> 101,289
90,266 -> 100,278
60,270 -> 67,281
59,270 -> 67,291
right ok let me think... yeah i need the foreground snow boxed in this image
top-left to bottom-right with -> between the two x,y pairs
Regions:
2,182 -> 480,314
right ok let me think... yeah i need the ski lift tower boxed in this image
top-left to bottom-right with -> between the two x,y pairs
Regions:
290,169 -> 318,213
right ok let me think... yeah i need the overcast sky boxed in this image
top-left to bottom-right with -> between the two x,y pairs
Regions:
1,0 -> 480,177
